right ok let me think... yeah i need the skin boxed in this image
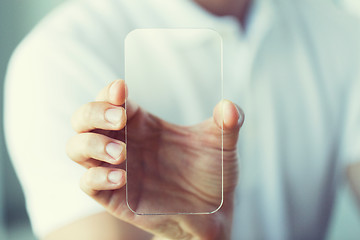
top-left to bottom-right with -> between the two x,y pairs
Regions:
194,0 -> 360,228
46,2 -> 250,240
347,163 -> 360,211
63,79 -> 244,240
194,0 -> 252,27
46,0 -> 360,239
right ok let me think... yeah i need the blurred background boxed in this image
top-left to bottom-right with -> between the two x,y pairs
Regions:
0,0 -> 360,239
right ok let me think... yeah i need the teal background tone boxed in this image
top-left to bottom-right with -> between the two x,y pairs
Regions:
0,0 -> 359,239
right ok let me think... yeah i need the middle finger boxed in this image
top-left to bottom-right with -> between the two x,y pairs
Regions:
66,132 -> 126,168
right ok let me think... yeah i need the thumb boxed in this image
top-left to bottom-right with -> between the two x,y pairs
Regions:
213,100 -> 244,150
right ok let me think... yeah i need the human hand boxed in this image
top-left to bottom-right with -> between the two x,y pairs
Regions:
66,79 -> 244,239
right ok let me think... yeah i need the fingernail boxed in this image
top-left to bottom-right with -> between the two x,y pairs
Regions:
105,108 -> 123,124
222,100 -> 234,125
106,142 -> 123,160
110,80 -> 121,99
235,105 -> 244,125
222,100 -> 243,127
108,170 -> 123,184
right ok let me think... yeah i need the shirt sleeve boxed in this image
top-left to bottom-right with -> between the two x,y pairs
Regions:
3,1 -> 126,237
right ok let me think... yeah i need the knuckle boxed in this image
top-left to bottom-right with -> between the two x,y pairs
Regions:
82,102 -> 96,122
84,168 -> 97,187
79,174 -> 97,196
66,134 -> 94,162
79,174 -> 90,193
65,137 -> 75,159
83,133 -> 105,154
80,134 -> 101,160
82,133 -> 96,149
71,102 -> 96,132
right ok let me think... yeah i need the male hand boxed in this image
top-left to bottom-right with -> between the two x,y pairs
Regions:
67,79 -> 244,240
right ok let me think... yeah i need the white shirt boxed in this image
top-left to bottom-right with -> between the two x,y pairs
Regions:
339,0 -> 360,17
4,0 -> 360,239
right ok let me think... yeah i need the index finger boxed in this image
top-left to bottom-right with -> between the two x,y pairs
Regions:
96,79 -> 127,105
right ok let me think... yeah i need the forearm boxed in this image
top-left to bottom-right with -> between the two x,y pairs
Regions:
43,212 -> 152,240
150,199 -> 234,240
347,162 -> 360,210
150,217 -> 232,240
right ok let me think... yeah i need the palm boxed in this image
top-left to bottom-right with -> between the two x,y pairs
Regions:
126,108 -> 236,214
97,106 -> 238,232
69,80 -> 242,239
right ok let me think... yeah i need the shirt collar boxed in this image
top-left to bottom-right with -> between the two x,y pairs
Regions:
145,0 -> 274,48
152,0 -> 274,40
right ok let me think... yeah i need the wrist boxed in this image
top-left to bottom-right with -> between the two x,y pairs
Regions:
149,196 -> 234,240
213,198 -> 234,240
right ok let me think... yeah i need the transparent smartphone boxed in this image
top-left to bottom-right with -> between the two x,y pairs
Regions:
124,28 -> 223,215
